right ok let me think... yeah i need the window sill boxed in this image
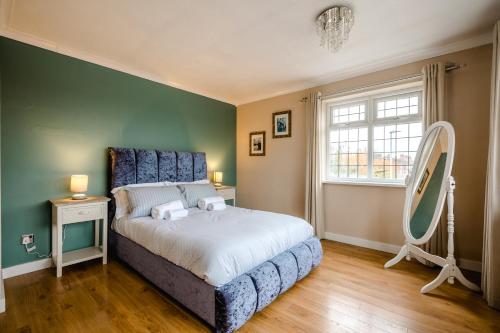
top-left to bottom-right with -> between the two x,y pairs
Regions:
322,180 -> 406,188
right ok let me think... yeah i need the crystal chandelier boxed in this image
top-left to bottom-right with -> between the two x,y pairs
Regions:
316,6 -> 354,53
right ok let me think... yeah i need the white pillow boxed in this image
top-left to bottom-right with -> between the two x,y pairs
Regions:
111,182 -> 166,219
111,180 -> 210,219
164,179 -> 210,186
113,189 -> 130,220
111,181 -> 165,194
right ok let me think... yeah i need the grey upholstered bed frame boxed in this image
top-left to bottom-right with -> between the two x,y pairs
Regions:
108,148 -> 322,333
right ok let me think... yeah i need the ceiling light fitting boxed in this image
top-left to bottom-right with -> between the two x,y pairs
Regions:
316,6 -> 354,53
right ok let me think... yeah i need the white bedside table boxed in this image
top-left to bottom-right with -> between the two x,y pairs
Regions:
50,196 -> 111,277
215,186 -> 236,205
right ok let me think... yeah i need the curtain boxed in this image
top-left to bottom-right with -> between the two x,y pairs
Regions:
305,91 -> 325,238
483,20 -> 500,310
421,62 -> 447,258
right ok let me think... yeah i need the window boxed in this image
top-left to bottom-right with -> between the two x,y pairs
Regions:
326,86 -> 423,184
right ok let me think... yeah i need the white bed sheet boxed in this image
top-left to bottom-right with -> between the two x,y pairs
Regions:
113,206 -> 313,286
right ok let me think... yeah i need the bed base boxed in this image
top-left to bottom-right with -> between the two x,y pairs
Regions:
110,230 -> 322,333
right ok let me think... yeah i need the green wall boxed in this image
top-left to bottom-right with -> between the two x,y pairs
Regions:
0,37 -> 236,268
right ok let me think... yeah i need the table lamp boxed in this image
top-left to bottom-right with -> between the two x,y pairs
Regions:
71,175 -> 88,200
214,171 -> 223,187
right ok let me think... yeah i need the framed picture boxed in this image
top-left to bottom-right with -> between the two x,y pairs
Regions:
272,110 -> 292,138
249,131 -> 266,156
417,169 -> 430,194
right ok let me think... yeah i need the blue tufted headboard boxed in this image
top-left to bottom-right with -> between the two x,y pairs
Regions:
108,147 -> 207,190
107,147 -> 207,224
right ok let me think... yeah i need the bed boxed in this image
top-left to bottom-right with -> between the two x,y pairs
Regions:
108,148 -> 322,332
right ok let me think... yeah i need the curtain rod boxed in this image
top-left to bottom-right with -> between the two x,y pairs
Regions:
300,63 -> 464,102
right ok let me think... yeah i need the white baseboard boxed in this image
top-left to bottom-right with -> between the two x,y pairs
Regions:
0,270 -> 5,313
457,258 -> 482,273
324,232 -> 401,254
324,232 -> 482,273
2,258 -> 53,279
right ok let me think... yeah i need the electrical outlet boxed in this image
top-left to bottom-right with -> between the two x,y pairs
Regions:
21,234 -> 35,245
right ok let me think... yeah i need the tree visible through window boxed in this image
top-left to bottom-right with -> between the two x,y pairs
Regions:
326,87 -> 423,184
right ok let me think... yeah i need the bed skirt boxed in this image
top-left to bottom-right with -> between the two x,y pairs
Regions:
109,230 -> 322,333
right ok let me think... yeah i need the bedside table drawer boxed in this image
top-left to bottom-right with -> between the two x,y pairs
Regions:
62,205 -> 102,223
216,188 -> 235,200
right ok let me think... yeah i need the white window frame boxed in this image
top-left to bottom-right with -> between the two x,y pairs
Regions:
323,81 -> 423,187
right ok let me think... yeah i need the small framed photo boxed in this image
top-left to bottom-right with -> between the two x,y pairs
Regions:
272,110 -> 292,138
249,131 -> 266,156
417,169 -> 430,194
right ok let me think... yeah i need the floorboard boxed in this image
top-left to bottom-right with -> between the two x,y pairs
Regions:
1,240 -> 499,332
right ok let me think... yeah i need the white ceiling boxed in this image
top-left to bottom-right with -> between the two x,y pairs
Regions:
1,0 -> 499,105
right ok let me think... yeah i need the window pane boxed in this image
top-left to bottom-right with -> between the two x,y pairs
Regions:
374,139 -> 384,152
327,127 -> 368,180
330,130 -> 339,142
348,141 -> 358,152
359,128 -> 368,141
371,120 -> 422,181
330,154 -> 339,166
373,165 -> 385,178
397,138 -> 408,152
358,153 -> 368,165
386,109 -> 396,117
358,141 -> 368,153
348,166 -> 358,178
376,92 -> 421,119
331,102 -> 367,124
374,126 -> 384,140
358,166 -> 368,178
396,123 -> 409,138
397,107 -> 409,116
373,153 -> 384,165
409,122 -> 422,137
339,154 -> 348,165
397,98 -> 409,107
339,129 -> 348,141
349,128 -> 358,141
339,166 -> 348,178
349,113 -> 359,122
409,137 -> 421,151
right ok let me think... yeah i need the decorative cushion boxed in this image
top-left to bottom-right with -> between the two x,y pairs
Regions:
247,262 -> 281,312
289,243 -> 313,280
177,183 -> 218,208
270,251 -> 298,294
177,152 -> 194,182
136,149 -> 158,184
304,237 -> 323,267
193,152 -> 208,181
214,237 -> 323,333
215,275 -> 257,333
110,148 -> 136,189
126,186 -> 187,218
158,150 -> 177,182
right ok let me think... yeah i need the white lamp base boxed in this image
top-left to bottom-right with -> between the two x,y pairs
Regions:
72,193 -> 87,200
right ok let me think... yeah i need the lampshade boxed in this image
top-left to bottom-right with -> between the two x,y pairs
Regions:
214,171 -> 223,186
70,175 -> 88,193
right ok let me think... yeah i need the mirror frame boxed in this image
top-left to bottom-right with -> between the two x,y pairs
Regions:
402,121 -> 455,245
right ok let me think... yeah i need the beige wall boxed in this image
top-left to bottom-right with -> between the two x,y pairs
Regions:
237,45 -> 492,263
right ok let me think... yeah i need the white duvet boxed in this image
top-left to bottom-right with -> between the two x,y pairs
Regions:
113,206 -> 313,286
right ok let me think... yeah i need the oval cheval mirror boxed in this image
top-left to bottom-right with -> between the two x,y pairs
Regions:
384,121 -> 480,294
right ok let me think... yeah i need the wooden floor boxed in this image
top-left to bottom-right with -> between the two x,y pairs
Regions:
1,240 -> 499,332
